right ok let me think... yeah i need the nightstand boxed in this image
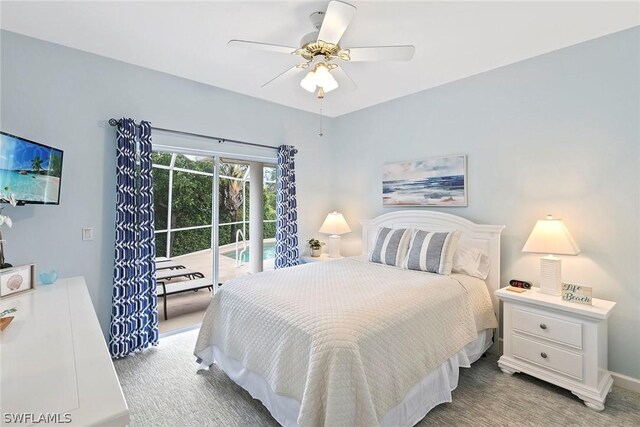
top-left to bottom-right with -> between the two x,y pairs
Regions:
300,254 -> 342,263
496,287 -> 616,411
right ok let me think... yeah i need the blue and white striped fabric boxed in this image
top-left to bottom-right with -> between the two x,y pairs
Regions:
109,118 -> 159,359
404,229 -> 461,275
368,227 -> 413,267
275,145 -> 300,269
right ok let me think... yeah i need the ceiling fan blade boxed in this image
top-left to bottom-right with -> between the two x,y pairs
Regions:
332,66 -> 357,91
228,40 -> 297,55
346,45 -> 415,62
261,65 -> 303,88
317,1 -> 357,45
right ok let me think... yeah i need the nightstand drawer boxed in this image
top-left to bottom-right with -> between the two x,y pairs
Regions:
512,335 -> 583,380
512,307 -> 582,349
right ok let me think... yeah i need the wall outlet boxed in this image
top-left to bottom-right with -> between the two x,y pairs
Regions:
82,228 -> 94,241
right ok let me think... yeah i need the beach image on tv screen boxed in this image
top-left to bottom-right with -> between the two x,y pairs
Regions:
0,133 -> 63,204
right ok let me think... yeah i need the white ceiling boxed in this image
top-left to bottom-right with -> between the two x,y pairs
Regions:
1,1 -> 638,117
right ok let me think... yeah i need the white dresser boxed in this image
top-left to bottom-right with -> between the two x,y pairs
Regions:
0,277 -> 129,426
496,287 -> 616,411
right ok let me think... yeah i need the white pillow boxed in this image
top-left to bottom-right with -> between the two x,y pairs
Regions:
368,227 -> 413,267
403,229 -> 461,275
452,245 -> 490,280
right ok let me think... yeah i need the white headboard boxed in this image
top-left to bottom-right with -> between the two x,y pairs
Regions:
361,211 -> 505,319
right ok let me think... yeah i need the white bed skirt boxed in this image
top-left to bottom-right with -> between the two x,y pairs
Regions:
203,330 -> 493,427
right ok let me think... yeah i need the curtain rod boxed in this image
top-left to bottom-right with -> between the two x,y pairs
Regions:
108,118 -> 278,151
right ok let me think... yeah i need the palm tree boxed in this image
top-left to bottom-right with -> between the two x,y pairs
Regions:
31,156 -> 43,174
220,163 -> 246,239
49,154 -> 62,177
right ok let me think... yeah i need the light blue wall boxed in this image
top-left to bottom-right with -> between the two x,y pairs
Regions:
2,27 -> 639,380
0,30 -> 334,337
330,27 -> 640,379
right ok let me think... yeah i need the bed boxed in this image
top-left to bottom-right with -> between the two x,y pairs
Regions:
195,211 -> 504,426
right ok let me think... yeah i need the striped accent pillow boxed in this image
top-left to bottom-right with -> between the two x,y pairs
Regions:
403,230 -> 462,275
368,227 -> 413,267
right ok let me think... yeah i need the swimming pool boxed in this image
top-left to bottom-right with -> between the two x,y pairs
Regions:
222,241 -> 277,263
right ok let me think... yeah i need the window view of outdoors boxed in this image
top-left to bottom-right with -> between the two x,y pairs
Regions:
153,154 -> 276,257
152,151 -> 277,331
153,153 -> 213,258
218,162 -> 277,275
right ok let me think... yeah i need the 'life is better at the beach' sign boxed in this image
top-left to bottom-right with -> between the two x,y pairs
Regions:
562,283 -> 592,306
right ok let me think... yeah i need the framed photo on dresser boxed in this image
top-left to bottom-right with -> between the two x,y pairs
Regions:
0,264 -> 35,299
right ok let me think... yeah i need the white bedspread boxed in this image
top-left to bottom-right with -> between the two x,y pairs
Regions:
195,258 -> 497,426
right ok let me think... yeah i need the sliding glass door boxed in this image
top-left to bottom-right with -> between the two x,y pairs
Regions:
153,153 -> 214,261
218,160 -> 248,283
217,160 -> 277,281
151,150 -> 275,331
262,166 -> 277,270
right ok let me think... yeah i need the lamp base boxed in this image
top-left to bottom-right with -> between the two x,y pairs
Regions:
539,255 -> 561,295
327,235 -> 342,258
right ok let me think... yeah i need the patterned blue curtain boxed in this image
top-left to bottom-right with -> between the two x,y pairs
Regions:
275,145 -> 300,269
109,118 -> 159,358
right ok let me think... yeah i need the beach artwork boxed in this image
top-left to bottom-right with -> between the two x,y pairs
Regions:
383,155 -> 467,206
0,133 -> 63,204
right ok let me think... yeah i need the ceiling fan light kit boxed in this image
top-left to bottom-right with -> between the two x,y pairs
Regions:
300,63 -> 339,96
229,0 -> 415,98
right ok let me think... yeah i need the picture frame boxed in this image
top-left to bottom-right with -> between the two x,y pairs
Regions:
383,154 -> 467,207
562,282 -> 593,306
0,264 -> 36,299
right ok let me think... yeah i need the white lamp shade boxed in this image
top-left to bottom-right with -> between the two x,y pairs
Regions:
321,74 -> 339,93
300,71 -> 316,92
314,64 -> 331,85
319,212 -> 351,235
300,63 -> 339,94
522,215 -> 581,255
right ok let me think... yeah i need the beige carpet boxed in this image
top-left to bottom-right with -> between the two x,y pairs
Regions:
114,329 -> 640,427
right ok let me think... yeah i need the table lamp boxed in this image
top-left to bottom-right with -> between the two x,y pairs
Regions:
522,214 -> 581,295
319,212 -> 351,258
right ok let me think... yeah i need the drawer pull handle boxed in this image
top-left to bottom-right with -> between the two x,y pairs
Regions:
540,352 -> 548,359
539,323 -> 547,330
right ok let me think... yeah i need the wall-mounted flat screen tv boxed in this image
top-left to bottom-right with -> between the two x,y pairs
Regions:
0,131 -> 64,205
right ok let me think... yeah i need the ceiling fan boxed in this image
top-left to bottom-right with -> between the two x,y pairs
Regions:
228,0 -> 415,98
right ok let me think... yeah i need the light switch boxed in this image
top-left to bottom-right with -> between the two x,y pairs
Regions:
82,228 -> 94,241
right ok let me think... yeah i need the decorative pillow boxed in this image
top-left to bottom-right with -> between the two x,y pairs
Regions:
403,229 -> 461,275
369,227 -> 413,267
452,245 -> 491,280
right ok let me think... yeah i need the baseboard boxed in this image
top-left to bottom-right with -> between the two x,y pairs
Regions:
496,338 -> 639,393
159,323 -> 201,339
488,337 -> 502,355
610,371 -> 640,393
493,337 -> 503,355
